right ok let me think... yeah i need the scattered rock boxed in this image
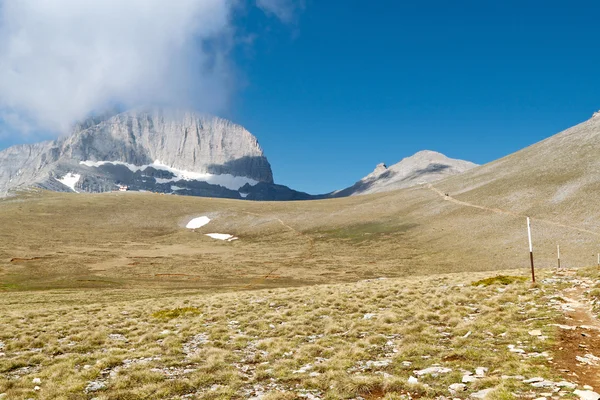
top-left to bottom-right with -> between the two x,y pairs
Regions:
298,392 -> 321,400
293,364 -> 313,374
32,377 -> 41,384
365,360 -> 391,369
462,375 -> 478,383
449,383 -> 467,394
573,390 -> 600,400
556,381 -> 577,389
576,354 -> 600,365
183,333 -> 209,356
529,329 -> 542,336
470,388 -> 495,399
160,330 -> 171,336
363,313 -> 376,320
530,380 -> 555,388
414,366 -> 452,376
34,386 -> 40,391
108,333 -> 127,342
523,377 -> 544,384
507,344 -> 525,353
552,324 -> 576,330
407,376 -> 418,384
85,381 -> 106,393
475,367 -> 487,377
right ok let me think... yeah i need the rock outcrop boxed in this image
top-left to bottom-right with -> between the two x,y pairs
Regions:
0,108 -> 300,199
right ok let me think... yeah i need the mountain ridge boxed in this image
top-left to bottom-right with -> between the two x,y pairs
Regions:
0,109 -> 479,200
0,108 -> 286,198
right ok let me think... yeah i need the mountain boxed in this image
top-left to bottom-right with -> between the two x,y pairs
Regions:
332,150 -> 477,197
0,108 -> 313,200
6,110 -> 600,290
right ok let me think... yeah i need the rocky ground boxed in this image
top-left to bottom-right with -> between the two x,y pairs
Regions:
1,268 -> 600,399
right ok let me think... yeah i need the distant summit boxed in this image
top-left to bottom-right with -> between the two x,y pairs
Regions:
332,150 -> 477,197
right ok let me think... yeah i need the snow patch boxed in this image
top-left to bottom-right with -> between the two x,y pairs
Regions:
80,160 -> 259,191
239,192 -> 249,198
186,216 -> 211,229
56,173 -> 81,192
205,233 -> 238,241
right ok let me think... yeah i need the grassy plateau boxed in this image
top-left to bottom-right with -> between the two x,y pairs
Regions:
2,185 -> 600,399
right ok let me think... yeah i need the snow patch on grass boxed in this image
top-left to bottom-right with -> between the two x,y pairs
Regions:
205,233 -> 238,241
186,216 -> 211,229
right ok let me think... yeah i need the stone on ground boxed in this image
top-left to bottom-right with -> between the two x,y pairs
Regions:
573,390 -> 600,400
470,388 -> 495,399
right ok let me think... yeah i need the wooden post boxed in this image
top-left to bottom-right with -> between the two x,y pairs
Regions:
557,244 -> 560,271
527,217 -> 535,283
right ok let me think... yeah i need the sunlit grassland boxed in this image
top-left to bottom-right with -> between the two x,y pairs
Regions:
0,270 -> 564,399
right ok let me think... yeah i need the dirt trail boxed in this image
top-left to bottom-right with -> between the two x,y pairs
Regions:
427,184 -> 600,388
242,211 -> 314,255
241,212 -> 315,289
552,271 -> 600,388
427,184 -> 600,237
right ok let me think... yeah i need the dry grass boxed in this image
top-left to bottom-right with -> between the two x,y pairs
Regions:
471,276 -> 528,287
0,189 -> 432,291
2,178 -> 600,398
2,185 -> 600,293
0,269 -> 568,399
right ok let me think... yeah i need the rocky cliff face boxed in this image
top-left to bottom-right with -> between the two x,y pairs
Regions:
61,109 -> 273,182
0,108 -> 286,198
333,150 -> 477,197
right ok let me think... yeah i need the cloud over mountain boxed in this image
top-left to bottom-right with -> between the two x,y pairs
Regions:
0,0 -> 300,137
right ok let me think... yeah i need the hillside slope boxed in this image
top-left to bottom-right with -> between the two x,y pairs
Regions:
3,114 -> 600,291
436,111 -> 600,230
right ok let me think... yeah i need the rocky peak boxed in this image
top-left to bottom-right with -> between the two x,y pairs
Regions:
59,108 -> 273,183
0,108 -> 275,196
332,150 -> 477,197
365,163 -> 388,179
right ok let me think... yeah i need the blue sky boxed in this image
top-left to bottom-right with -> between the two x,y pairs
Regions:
226,0 -> 600,193
1,1 -> 600,194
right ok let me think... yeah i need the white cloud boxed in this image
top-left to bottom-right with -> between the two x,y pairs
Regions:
256,0 -> 302,23
0,0 -> 236,135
